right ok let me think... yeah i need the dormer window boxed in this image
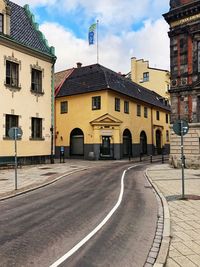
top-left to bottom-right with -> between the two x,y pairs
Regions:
0,14 -> 3,33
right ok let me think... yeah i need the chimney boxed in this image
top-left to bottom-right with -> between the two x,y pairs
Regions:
76,62 -> 82,68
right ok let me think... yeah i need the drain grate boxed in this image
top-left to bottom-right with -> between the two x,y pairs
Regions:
41,172 -> 58,176
0,178 -> 8,181
39,167 -> 51,170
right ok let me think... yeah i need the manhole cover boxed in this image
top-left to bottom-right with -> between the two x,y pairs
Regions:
41,172 -> 58,176
0,178 -> 8,181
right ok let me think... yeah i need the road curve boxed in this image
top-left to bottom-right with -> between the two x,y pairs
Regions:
0,162 -> 157,267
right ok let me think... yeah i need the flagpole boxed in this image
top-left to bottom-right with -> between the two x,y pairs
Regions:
97,20 -> 99,64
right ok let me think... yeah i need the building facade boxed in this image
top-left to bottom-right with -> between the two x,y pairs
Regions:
164,0 -> 200,168
130,57 -> 170,100
0,1 -> 56,164
55,64 -> 170,160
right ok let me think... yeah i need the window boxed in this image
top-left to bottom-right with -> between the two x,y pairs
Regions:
166,130 -> 169,142
31,69 -> 42,93
197,96 -> 200,122
115,98 -> 120,112
143,72 -> 149,82
198,42 -> 200,73
60,101 -> 68,113
137,105 -> 141,116
166,114 -> 169,124
144,107 -> 148,118
0,14 -> 3,33
6,61 -> 19,87
31,117 -> 43,139
156,110 -> 160,120
92,96 -> 101,110
124,101 -> 129,114
5,114 -> 19,137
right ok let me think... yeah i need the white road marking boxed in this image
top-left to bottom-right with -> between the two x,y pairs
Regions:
49,165 -> 137,267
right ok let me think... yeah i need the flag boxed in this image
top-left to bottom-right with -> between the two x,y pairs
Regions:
88,23 -> 97,45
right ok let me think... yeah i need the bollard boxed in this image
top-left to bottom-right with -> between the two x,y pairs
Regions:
162,154 -> 164,164
150,155 -> 152,163
140,153 -> 142,162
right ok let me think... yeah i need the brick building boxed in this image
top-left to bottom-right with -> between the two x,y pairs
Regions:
163,0 -> 200,168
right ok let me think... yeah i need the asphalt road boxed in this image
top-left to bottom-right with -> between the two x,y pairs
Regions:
0,162 -> 158,267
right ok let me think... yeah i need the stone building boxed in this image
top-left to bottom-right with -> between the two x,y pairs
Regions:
163,0 -> 200,168
0,0 -> 56,164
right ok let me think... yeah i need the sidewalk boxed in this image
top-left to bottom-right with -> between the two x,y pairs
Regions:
147,164 -> 200,267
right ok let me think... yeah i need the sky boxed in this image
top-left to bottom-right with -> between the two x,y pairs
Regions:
14,0 -> 170,74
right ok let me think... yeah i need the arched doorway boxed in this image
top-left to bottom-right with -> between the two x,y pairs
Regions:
156,129 -> 162,154
123,129 -> 132,157
70,128 -> 84,156
140,131 -> 147,155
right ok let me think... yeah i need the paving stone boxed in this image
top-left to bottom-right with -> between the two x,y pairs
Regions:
148,251 -> 158,258
168,247 -> 183,258
150,246 -> 160,253
187,254 -> 200,266
166,258 -> 181,267
144,263 -> 153,267
171,242 -> 196,256
174,231 -> 193,241
146,256 -> 156,264
173,256 -> 197,267
183,241 -> 200,254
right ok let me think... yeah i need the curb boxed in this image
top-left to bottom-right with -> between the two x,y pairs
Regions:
0,168 -> 87,201
145,169 -> 171,267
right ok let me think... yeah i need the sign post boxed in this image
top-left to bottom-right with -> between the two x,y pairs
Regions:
173,120 -> 189,199
8,127 -> 23,190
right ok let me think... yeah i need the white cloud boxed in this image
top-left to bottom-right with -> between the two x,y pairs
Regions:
13,0 -> 170,73
14,0 -> 169,31
40,18 -> 170,74
13,0 -> 56,7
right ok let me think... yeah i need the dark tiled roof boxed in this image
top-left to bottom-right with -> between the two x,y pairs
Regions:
55,69 -> 74,89
56,64 -> 171,111
6,1 -> 54,56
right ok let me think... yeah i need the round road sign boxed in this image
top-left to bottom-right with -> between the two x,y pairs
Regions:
8,127 -> 23,140
172,120 -> 189,136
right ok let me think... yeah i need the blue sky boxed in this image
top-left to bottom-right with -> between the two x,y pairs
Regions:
14,0 -> 170,73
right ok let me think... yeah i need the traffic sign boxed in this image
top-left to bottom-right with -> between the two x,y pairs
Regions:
8,127 -> 23,140
172,120 -> 189,136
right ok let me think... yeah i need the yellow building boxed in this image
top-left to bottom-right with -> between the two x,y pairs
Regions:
55,63 -> 170,160
0,1 -> 56,164
130,57 -> 170,100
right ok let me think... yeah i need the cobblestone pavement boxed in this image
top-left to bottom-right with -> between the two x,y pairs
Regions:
147,164 -> 200,267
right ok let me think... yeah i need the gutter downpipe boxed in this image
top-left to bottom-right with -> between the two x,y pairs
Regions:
151,107 -> 154,155
50,58 -> 56,164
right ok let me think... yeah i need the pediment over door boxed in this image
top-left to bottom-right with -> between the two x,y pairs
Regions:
90,113 -> 122,126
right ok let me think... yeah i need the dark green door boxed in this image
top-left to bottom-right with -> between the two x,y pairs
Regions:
101,136 -> 111,156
